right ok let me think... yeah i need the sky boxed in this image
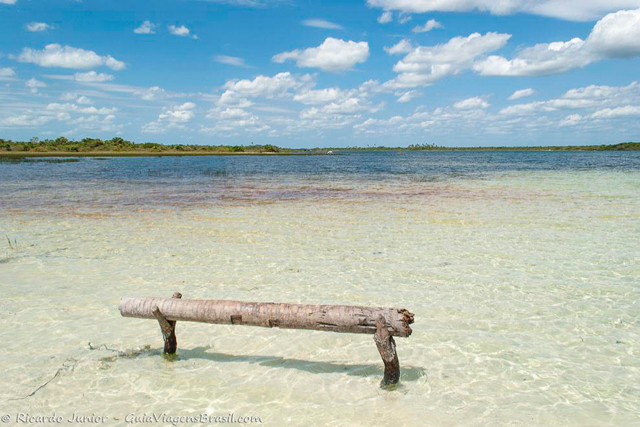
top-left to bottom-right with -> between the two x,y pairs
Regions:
1,0 -> 640,147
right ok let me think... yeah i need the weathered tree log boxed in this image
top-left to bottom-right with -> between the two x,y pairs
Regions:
119,296 -> 414,337
374,316 -> 400,385
152,292 -> 182,354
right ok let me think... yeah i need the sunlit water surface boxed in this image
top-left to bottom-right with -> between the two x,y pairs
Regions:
1,152 -> 639,426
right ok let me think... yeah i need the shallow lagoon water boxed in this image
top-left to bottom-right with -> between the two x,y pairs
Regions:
1,151 -> 639,426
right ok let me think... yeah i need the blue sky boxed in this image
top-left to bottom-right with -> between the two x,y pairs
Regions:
1,0 -> 640,147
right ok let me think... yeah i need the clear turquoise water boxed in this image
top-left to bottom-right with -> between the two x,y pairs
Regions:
1,152 -> 639,426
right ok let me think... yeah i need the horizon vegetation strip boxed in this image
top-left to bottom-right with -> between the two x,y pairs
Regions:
0,136 -> 638,157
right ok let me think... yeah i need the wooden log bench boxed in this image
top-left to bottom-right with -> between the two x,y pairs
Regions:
118,293 -> 415,385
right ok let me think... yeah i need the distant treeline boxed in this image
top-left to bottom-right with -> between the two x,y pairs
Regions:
0,137 -> 639,155
439,142 -> 640,151
307,142 -> 640,151
0,137 -> 284,154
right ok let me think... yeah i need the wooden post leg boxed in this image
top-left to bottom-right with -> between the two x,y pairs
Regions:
152,292 -> 182,355
374,316 -> 400,386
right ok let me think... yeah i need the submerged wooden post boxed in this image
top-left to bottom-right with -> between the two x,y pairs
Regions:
152,292 -> 182,355
373,316 -> 400,385
120,295 -> 414,385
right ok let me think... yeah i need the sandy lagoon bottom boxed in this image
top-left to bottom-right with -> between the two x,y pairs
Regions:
1,168 -> 639,426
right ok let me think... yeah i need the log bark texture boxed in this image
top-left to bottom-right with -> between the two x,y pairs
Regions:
119,297 -> 414,337
374,316 -> 400,385
152,292 -> 182,354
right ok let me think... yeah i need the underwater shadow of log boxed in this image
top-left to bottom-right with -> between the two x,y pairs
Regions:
176,346 -> 426,382
97,345 -> 160,363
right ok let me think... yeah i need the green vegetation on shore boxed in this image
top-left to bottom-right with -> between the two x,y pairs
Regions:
0,137 -> 638,157
0,137 -> 288,156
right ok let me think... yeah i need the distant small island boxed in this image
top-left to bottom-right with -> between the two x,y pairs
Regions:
0,137 -> 639,157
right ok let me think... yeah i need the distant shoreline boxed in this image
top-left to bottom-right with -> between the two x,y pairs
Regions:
0,151 -> 304,158
0,137 -> 638,158
320,142 -> 640,152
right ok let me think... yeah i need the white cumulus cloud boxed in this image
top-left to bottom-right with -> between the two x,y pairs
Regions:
366,0 -> 640,21
26,22 -> 52,32
0,67 -> 15,80
74,71 -> 114,82
591,105 -> 640,118
356,79 -> 640,137
385,32 -> 511,88
587,8 -> 640,57
143,102 -> 196,133
396,90 -> 422,102
294,88 -> 345,104
0,115 -> 53,127
46,103 -> 117,115
413,19 -> 444,33
273,37 -> 369,72
508,88 -> 536,100
134,86 -> 168,101
559,114 -> 583,126
17,44 -> 125,70
168,25 -> 197,39
221,72 -> 313,102
474,8 -> 640,76
500,81 -> 640,116
134,21 -> 156,34
378,11 -> 393,23
76,96 -> 93,105
298,96 -> 383,130
384,39 -> 414,55
454,96 -> 490,110
159,102 -> 196,122
25,77 -> 46,94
